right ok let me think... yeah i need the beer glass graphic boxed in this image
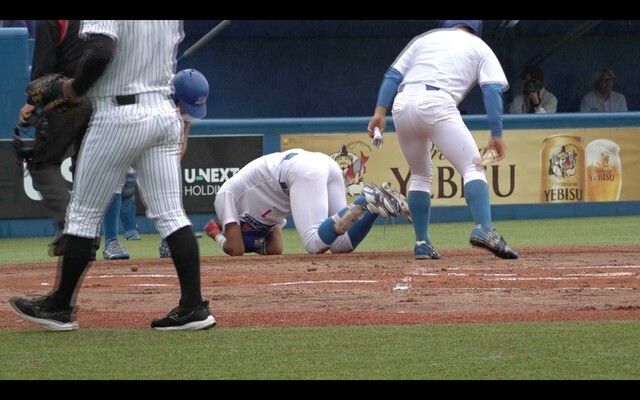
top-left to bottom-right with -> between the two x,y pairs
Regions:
585,139 -> 622,201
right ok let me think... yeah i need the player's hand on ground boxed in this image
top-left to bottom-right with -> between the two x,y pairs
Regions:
204,219 -> 221,238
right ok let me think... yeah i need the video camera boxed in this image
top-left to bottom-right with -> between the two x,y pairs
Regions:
524,79 -> 539,93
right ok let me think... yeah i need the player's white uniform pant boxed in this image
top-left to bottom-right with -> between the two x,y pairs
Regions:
283,153 -> 352,254
64,93 -> 191,239
391,84 -> 486,192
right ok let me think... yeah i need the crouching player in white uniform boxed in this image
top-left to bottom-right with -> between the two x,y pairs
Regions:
204,148 -> 410,256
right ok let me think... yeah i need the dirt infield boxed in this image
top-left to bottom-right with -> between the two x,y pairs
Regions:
1,245 -> 639,329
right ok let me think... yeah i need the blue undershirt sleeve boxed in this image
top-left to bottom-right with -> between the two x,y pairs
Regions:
481,83 -> 504,138
376,67 -> 403,109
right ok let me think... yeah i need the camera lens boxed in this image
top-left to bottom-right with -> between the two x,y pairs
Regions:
525,80 -> 537,93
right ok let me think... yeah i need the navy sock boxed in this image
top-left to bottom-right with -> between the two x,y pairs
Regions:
51,235 -> 94,308
165,226 -> 203,308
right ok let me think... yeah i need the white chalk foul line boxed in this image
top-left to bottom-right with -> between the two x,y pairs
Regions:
271,280 -> 377,286
393,277 -> 412,291
397,265 -> 639,289
415,287 -> 635,292
415,266 -> 640,276
547,265 -> 640,270
91,274 -> 177,278
129,284 -> 172,287
82,274 -> 178,288
488,272 -> 635,281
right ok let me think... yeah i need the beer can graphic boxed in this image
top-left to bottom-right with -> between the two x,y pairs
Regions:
540,134 -> 585,203
585,139 -> 622,202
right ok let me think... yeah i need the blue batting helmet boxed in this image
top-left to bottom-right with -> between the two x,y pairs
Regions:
440,20 -> 483,37
172,69 -> 209,120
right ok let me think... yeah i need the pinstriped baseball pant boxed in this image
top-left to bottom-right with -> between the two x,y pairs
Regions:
64,93 -> 192,239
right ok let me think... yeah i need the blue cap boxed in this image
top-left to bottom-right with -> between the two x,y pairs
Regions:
440,20 -> 483,37
172,69 -> 209,120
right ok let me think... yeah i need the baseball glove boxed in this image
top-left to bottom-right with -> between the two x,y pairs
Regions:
26,73 -> 82,112
473,148 -> 502,167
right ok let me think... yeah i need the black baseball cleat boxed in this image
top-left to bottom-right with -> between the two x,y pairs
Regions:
9,296 -> 78,331
469,225 -> 519,259
151,301 -> 216,331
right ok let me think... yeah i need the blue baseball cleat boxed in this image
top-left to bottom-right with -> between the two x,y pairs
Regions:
414,241 -> 442,260
469,225 -> 519,259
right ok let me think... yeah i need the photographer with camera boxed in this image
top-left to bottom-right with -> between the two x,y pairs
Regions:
509,64 -> 558,114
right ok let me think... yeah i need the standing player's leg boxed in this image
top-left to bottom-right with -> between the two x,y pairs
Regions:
393,103 -> 441,260
48,106 -> 135,311
120,168 -> 141,240
430,115 -> 517,259
135,106 -> 212,328
28,115 -> 73,256
102,193 -> 130,260
29,162 -> 71,253
431,118 -> 491,228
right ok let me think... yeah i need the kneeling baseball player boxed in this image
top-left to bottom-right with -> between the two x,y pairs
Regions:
204,148 -> 410,256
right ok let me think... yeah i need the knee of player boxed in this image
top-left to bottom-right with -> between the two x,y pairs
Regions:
304,240 -> 331,255
225,243 -> 246,257
227,250 -> 245,257
264,241 -> 283,255
463,170 -> 488,184
330,248 -> 355,254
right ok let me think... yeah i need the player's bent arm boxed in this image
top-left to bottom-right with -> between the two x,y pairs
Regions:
376,67 -> 402,110
481,83 -> 507,159
71,34 -> 115,95
222,222 -> 245,256
480,83 -> 504,138
264,225 -> 283,255
369,67 -> 402,135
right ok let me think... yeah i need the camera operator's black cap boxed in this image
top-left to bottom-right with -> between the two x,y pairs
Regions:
522,65 -> 544,88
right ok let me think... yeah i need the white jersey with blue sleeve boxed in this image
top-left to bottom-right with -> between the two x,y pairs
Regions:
391,28 -> 509,105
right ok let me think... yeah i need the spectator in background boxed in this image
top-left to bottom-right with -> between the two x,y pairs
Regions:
509,65 -> 558,114
579,68 -> 628,112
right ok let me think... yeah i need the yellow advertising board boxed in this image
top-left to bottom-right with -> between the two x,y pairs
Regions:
282,127 -> 640,206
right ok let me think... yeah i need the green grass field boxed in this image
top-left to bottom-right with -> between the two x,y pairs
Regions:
1,216 -> 639,380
